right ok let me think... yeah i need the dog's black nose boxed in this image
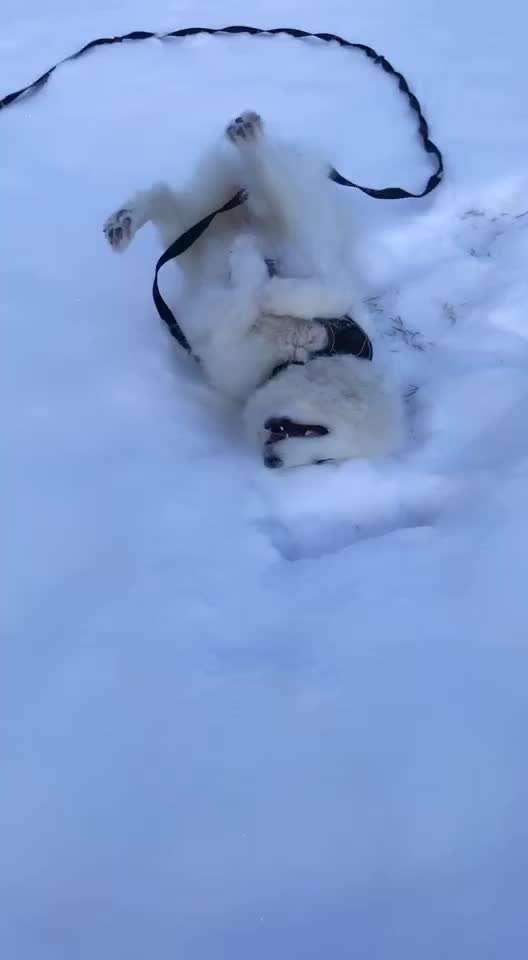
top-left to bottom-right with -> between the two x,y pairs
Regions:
264,453 -> 283,469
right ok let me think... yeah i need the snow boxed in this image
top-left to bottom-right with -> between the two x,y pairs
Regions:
3,1 -> 528,956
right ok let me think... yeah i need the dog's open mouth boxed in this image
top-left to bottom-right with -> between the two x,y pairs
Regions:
264,417 -> 329,443
263,417 -> 330,468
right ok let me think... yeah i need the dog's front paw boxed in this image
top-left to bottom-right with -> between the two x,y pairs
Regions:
226,111 -> 263,144
103,207 -> 135,252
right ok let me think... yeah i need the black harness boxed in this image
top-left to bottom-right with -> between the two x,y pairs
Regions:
315,314 -> 373,361
268,315 -> 373,384
260,260 -> 373,376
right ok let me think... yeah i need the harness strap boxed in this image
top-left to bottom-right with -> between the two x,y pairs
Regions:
315,315 -> 373,361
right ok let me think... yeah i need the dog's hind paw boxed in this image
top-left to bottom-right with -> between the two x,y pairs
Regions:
103,207 -> 135,252
226,111 -> 263,144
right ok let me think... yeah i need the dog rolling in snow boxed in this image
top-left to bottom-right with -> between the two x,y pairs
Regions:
104,111 -> 404,467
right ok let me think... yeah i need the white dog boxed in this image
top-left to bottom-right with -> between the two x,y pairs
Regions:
104,111 -> 404,467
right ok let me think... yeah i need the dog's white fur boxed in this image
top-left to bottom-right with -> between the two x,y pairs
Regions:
104,111 -> 404,467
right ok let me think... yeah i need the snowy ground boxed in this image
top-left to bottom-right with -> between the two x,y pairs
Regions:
4,1 -> 528,957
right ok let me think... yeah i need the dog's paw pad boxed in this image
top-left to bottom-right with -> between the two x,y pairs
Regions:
103,208 -> 134,251
226,111 -> 263,144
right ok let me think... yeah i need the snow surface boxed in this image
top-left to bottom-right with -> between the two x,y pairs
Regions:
3,1 -> 528,956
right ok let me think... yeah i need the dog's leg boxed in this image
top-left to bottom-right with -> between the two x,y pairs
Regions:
261,277 -> 354,320
197,234 -> 267,348
187,234 -> 272,398
227,111 -> 348,257
228,233 -> 268,292
225,111 -> 291,231
226,111 -> 357,322
228,231 -> 332,360
103,183 -> 183,252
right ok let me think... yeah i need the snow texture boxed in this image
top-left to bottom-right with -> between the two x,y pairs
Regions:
3,1 -> 528,957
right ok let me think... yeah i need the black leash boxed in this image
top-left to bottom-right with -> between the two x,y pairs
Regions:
2,24 -> 444,358
1,24 -> 443,198
152,189 -> 248,354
